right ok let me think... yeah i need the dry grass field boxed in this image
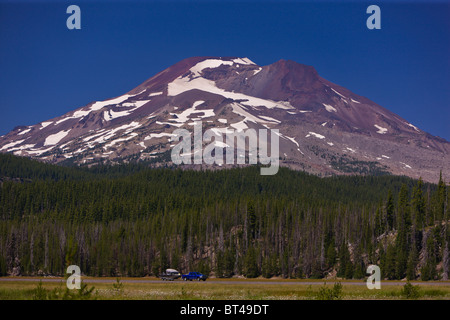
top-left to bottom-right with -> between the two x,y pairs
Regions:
0,277 -> 449,300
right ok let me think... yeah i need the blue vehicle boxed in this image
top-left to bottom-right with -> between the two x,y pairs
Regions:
182,272 -> 208,281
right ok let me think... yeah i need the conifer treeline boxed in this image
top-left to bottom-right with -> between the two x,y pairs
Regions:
0,154 -> 448,280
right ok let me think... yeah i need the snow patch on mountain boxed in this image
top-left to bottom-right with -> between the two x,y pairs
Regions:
168,62 -> 293,110
232,57 -> 256,65
258,115 -> 281,124
400,162 -> 412,169
323,103 -> 337,113
144,132 -> 175,141
104,132 -> 138,149
25,146 -> 55,155
17,128 -> 31,135
103,100 -> 150,121
8,144 -> 36,152
252,68 -> 262,76
90,95 -> 132,111
40,122 -> 53,129
190,59 -> 233,77
166,100 -> 215,124
374,124 -> 388,134
330,87 -> 346,99
0,139 -> 25,151
406,122 -> 420,132
44,130 -> 70,146
306,132 -> 325,139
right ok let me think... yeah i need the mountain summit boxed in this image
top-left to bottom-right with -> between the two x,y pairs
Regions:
0,57 -> 448,182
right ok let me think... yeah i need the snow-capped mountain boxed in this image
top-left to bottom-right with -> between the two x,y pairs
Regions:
0,56 -> 448,182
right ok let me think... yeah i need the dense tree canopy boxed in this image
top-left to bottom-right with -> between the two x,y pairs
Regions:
0,154 -> 448,280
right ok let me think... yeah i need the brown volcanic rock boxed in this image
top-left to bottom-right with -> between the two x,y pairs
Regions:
0,56 -> 448,183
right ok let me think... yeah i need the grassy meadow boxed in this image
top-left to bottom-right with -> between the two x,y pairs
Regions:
0,277 -> 449,300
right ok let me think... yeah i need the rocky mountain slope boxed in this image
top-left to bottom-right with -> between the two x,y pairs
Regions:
0,56 -> 448,182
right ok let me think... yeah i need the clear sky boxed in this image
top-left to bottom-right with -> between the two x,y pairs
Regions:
0,0 -> 449,140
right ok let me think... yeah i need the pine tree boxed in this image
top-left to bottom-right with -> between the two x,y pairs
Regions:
386,190 -> 395,231
412,178 -> 426,229
382,244 -> 397,280
406,246 -> 418,280
243,247 -> 259,278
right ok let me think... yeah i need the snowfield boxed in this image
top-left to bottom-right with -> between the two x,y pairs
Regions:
168,60 -> 293,110
305,132 -> 325,139
374,124 -> 388,134
322,103 -> 337,113
44,130 -> 70,146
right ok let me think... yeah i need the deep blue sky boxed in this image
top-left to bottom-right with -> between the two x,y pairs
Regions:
0,0 -> 449,140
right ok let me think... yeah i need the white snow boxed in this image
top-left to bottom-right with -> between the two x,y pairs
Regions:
0,140 -> 25,151
168,63 -> 293,110
327,142 -> 334,146
283,136 -> 302,154
90,94 -> 134,111
104,133 -> 138,148
190,59 -> 233,77
90,121 -> 142,145
104,110 -> 127,121
232,57 -> 256,65
321,122 -> 327,127
156,121 -> 184,127
148,91 -> 163,97
229,103 -> 280,127
103,100 -> 150,121
44,130 -> 70,146
55,117 -> 71,125
346,147 -> 356,153
55,109 -> 92,124
121,100 -> 150,108
144,132 -> 175,141
323,103 -> 337,113
381,155 -> 390,159
218,118 -> 227,124
351,99 -> 361,104
7,144 -> 36,152
40,122 -> 53,129
374,124 -> 388,134
166,100 -> 215,124
192,100 -> 204,108
258,115 -> 281,123
72,109 -> 91,118
82,131 -> 110,142
305,132 -> 325,139
25,146 -> 55,155
53,91 -> 147,125
406,122 -> 420,132
330,87 -> 346,99
18,128 -> 31,135
400,162 -> 412,169
252,68 -> 262,76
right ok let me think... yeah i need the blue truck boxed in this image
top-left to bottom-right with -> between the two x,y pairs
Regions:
181,272 -> 208,281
